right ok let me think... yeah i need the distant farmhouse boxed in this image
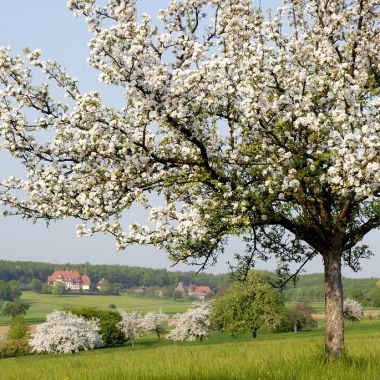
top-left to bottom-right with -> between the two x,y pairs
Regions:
96,277 -> 108,290
175,282 -> 213,300
48,270 -> 91,291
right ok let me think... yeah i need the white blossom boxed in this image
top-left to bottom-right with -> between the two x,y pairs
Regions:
29,311 -> 103,354
1,1 -> 380,358
167,303 -> 211,342
343,298 -> 363,322
140,311 -> 168,340
118,311 -> 143,347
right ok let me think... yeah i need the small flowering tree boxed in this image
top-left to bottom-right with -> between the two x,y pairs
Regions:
167,303 -> 210,342
29,311 -> 103,354
343,298 -> 363,322
118,311 -> 142,348
141,311 -> 168,340
2,0 -> 380,360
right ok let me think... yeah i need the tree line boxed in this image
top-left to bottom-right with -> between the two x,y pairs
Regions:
0,260 -> 231,291
284,274 -> 378,305
1,260 -> 380,307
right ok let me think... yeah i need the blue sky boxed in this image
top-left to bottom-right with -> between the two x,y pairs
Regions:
0,1 -> 379,278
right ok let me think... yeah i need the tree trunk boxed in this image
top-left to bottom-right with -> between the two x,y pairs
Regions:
293,322 -> 298,333
252,328 -> 258,339
324,250 -> 344,360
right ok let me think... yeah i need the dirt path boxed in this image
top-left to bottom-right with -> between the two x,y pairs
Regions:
0,324 -> 37,337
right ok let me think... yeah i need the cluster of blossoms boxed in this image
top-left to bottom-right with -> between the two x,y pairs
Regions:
343,298 -> 364,321
27,308 -> 205,354
167,303 -> 211,342
29,311 -> 103,354
2,0 -> 380,359
0,0 -> 379,271
118,310 -> 169,346
140,311 -> 168,340
118,311 -> 143,348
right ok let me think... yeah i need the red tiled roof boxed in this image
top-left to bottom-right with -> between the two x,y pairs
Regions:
48,270 -> 90,285
81,275 -> 91,285
193,286 -> 212,294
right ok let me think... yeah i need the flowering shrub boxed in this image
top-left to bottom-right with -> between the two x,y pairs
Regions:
63,306 -> 125,347
118,311 -> 143,348
140,311 -> 168,340
167,303 -> 210,342
343,299 -> 363,322
29,311 -> 103,354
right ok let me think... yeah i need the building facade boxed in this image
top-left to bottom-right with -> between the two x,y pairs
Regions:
48,270 -> 91,291
174,282 -> 213,300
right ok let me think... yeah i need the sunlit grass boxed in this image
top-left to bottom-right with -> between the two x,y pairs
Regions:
2,319 -> 380,379
0,291 -> 193,324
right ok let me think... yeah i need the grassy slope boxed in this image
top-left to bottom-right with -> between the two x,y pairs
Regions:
0,291 -> 193,324
285,274 -> 377,302
2,320 -> 380,380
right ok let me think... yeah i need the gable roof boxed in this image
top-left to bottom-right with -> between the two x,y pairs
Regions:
48,270 -> 91,285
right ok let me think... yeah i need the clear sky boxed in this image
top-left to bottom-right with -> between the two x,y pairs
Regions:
0,1 -> 379,278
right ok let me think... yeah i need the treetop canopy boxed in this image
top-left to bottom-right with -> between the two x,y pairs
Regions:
1,0 -> 380,272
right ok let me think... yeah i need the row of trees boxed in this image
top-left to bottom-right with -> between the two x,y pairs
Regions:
2,272 -> 366,357
285,274 -> 379,305
29,279 -> 125,296
3,260 -> 378,303
0,260 -> 230,291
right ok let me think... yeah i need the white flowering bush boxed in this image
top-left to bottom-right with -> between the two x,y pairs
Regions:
140,311 -> 168,340
167,303 -> 210,342
118,311 -> 143,348
343,299 -> 363,322
29,311 -> 103,354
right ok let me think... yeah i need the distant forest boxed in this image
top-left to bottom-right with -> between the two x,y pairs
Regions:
0,260 -> 378,303
0,260 -> 231,291
284,273 -> 378,303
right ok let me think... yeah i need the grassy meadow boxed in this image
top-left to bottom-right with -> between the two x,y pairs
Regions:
4,291 -> 380,325
2,319 -> 380,380
0,291 -> 193,325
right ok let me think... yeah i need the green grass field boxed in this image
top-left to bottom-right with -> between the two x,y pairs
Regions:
0,293 -> 334,325
2,319 -> 380,380
0,291 -> 193,325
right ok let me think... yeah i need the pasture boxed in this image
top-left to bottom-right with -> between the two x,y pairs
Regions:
1,319 -> 380,380
0,291 -> 193,325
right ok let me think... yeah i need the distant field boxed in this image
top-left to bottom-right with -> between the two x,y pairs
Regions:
292,302 -> 380,318
0,291 -> 193,325
2,319 -> 380,379
2,294 -> 379,325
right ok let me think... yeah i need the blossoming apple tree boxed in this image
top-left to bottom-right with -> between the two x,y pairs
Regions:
1,0 -> 380,359
141,311 -> 168,340
118,311 -> 142,348
167,303 -> 211,341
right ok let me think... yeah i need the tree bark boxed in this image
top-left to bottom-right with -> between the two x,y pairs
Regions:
324,250 -> 344,360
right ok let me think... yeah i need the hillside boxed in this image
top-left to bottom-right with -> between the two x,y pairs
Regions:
0,260 -> 231,291
285,273 -> 377,302
0,260 -> 377,302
